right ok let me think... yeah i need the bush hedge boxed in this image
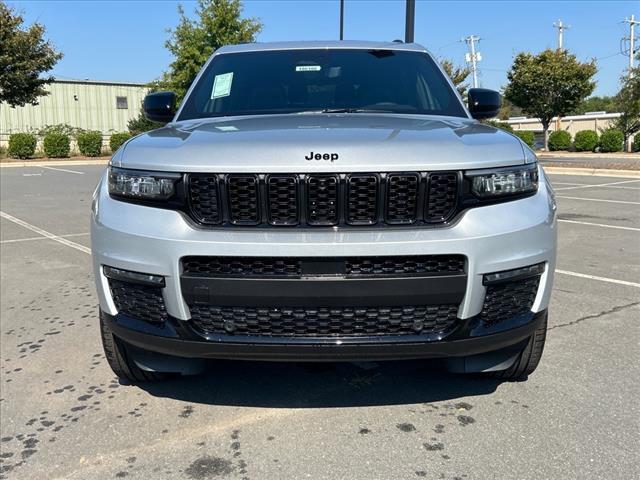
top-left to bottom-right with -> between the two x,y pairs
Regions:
573,130 -> 599,152
43,133 -> 70,158
77,131 -> 103,157
483,120 -> 514,133
109,132 -> 132,152
633,138 -> 640,152
514,130 -> 535,148
8,133 -> 37,159
548,130 -> 572,151
598,129 -> 624,153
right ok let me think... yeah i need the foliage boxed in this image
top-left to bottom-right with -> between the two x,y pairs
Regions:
482,119 -> 514,132
598,128 -> 623,153
573,130 -> 599,152
110,132 -> 132,152
43,132 -> 70,158
571,96 -> 617,115
498,97 -> 524,120
611,67 -> 640,151
504,49 -> 596,150
164,0 -> 262,100
8,133 -> 37,159
127,109 -> 164,135
439,59 -> 470,97
633,137 -> 640,152
37,123 -> 82,138
548,130 -> 572,151
76,131 -> 103,157
0,1 -> 63,107
514,130 -> 535,148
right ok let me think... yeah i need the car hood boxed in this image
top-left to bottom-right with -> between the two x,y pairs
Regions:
114,114 -> 526,172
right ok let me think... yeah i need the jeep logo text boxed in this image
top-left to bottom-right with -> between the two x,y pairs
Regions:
305,151 -> 338,162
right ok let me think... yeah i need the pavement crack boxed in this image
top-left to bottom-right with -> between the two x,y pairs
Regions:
549,301 -> 640,331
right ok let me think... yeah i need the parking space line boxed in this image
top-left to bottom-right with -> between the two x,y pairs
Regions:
558,219 -> 640,232
555,179 -> 640,191
557,195 -> 640,205
40,166 -> 85,175
0,211 -> 91,254
556,269 -> 640,288
1,232 -> 90,244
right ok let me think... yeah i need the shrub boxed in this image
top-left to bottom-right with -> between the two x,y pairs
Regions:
483,120 -> 514,133
633,138 -> 640,152
514,130 -> 535,148
8,133 -> 37,159
38,123 -> 81,138
109,132 -> 132,152
43,133 -> 70,158
573,130 -> 599,152
599,129 -> 624,153
77,131 -> 103,157
548,130 -> 572,151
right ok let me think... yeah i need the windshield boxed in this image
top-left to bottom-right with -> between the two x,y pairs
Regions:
177,49 -> 467,121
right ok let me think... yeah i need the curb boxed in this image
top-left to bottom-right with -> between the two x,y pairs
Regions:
543,166 -> 640,178
0,159 -> 109,168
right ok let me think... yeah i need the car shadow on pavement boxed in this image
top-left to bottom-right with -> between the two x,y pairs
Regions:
136,360 -> 504,408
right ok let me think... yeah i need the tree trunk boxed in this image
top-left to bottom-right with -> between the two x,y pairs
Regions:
542,121 -> 550,151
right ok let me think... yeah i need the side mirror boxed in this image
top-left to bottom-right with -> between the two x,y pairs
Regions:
468,88 -> 502,120
143,91 -> 177,123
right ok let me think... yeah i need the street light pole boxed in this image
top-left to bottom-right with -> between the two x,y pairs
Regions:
339,0 -> 344,41
405,0 -> 415,43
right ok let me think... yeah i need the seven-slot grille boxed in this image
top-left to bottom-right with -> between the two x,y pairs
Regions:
186,172 -> 459,227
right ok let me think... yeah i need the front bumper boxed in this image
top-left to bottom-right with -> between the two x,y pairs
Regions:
91,167 -> 557,361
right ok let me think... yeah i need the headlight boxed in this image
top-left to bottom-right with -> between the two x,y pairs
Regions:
108,167 -> 180,201
467,164 -> 538,198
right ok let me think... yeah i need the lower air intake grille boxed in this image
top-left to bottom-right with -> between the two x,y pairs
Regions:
109,279 -> 167,323
346,255 -> 465,276
182,257 -> 302,277
480,277 -> 540,327
189,304 -> 459,337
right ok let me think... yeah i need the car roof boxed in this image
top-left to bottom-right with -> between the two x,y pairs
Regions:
215,40 -> 429,55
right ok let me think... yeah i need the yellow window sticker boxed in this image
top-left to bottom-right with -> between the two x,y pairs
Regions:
211,72 -> 233,99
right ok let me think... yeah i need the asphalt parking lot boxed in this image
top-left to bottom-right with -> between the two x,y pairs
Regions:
1,164 -> 639,480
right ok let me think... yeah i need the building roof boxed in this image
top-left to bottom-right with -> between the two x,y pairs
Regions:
216,40 -> 429,54
53,78 -> 147,87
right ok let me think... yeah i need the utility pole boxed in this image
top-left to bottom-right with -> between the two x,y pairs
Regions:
405,0 -> 415,43
623,14 -> 639,76
463,35 -> 481,88
553,19 -> 570,50
339,0 -> 344,41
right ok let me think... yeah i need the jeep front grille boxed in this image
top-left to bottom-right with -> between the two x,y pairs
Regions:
186,172 -> 459,227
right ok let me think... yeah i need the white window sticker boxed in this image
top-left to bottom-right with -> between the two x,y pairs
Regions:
295,65 -> 321,72
211,72 -> 233,99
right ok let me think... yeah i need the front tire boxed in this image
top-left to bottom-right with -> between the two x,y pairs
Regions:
492,312 -> 548,381
100,314 -> 169,382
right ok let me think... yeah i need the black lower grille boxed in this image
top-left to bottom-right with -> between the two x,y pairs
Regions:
480,277 -> 540,327
189,304 -> 459,337
109,279 -> 167,323
182,255 -> 465,277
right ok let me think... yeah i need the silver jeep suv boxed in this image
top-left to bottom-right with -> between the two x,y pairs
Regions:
91,41 -> 556,382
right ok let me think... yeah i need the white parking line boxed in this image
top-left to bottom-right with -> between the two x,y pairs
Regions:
557,195 -> 640,205
558,219 -> 640,232
1,232 -> 90,244
555,179 -> 640,191
556,269 -> 640,288
0,211 -> 91,254
40,166 -> 85,175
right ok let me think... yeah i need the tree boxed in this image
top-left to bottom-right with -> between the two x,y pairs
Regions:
439,59 -> 470,97
498,97 -> 524,120
0,1 -> 62,107
504,49 -> 596,150
571,95 -> 617,115
612,65 -> 640,152
164,0 -> 262,100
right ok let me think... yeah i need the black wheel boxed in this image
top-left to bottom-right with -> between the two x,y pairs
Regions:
100,314 -> 169,382
492,312 -> 548,381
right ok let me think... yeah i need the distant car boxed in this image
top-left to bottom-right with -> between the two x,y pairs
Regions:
91,41 -> 557,382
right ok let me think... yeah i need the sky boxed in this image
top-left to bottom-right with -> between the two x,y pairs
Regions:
9,0 -> 639,96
